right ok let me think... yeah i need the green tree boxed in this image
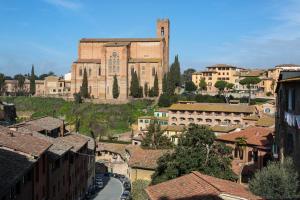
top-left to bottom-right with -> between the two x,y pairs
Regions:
185,81 -> 197,92
162,73 -> 168,94
151,124 -> 236,185
130,69 -> 141,98
80,68 -> 89,98
132,180 -> 150,200
30,65 -> 36,95
182,68 -> 196,83
112,74 -> 119,99
198,78 -> 207,94
144,82 -> 148,97
153,72 -> 159,97
239,77 -> 261,104
38,71 -> 55,80
214,80 -> 228,94
141,121 -> 173,149
173,55 -> 181,87
167,55 -> 181,95
0,73 -> 6,95
249,158 -> 299,199
14,74 -> 25,92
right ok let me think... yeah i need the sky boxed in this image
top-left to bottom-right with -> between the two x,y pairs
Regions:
1,0 -> 300,76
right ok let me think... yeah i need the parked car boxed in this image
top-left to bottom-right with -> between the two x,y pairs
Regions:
120,190 -> 131,200
96,181 -> 104,189
124,182 -> 131,191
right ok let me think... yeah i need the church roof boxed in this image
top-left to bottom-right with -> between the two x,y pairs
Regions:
80,38 -> 162,43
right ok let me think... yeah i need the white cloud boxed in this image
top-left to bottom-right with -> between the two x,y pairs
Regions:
44,0 -> 82,10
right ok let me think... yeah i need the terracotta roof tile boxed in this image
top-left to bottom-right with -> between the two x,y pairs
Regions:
169,103 -> 256,113
216,127 -> 274,147
0,126 -> 52,157
210,125 -> 240,133
255,116 -> 275,127
97,142 -> 128,159
146,171 -> 262,200
126,146 -> 171,170
57,133 -> 88,152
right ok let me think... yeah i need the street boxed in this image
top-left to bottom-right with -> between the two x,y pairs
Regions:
94,177 -> 123,200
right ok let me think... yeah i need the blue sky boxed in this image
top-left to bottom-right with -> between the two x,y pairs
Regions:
1,0 -> 300,76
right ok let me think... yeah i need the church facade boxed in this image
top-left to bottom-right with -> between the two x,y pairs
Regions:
71,19 -> 170,100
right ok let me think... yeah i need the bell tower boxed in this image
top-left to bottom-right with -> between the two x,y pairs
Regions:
157,19 -> 170,73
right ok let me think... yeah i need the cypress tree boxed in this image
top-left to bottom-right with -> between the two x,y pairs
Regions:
174,55 -> 181,87
162,73 -> 168,94
130,69 -> 140,98
144,82 -> 148,97
112,74 -> 119,99
153,72 -> 159,97
80,68 -> 89,98
30,65 -> 36,95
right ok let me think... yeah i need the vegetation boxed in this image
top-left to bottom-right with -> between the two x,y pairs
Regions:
80,68 -> 89,98
0,96 -> 154,136
14,74 -> 25,92
112,75 -> 119,99
239,77 -> 261,104
0,73 -> 5,95
130,69 -> 143,98
158,94 -> 178,107
144,82 -> 148,97
151,124 -> 236,185
198,78 -> 207,93
249,158 -> 299,199
153,72 -> 159,97
162,74 -> 168,94
38,71 -> 55,80
167,55 -> 181,95
181,68 -> 196,83
132,180 -> 150,200
184,81 -> 197,92
141,121 -> 174,149
30,65 -> 36,95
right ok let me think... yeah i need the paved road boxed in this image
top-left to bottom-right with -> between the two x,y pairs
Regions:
94,177 -> 123,200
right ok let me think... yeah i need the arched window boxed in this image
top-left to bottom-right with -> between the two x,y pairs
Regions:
98,66 -> 101,76
108,52 -> 120,74
161,27 -> 165,37
79,67 -> 83,76
89,68 -> 92,77
152,67 -> 155,76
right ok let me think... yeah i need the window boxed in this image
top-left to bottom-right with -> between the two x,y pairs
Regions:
161,27 -> 164,37
89,68 -> 92,77
79,68 -> 83,76
98,67 -> 101,76
142,66 -> 145,75
108,52 -> 120,74
287,88 -> 296,111
152,67 -> 155,76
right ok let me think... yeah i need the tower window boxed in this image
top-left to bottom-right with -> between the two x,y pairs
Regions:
161,27 -> 164,37
98,66 -> 101,76
152,67 -> 155,76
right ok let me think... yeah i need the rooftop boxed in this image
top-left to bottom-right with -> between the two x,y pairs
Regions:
126,146 -> 171,170
146,171 -> 261,200
161,125 -> 185,132
210,125 -> 240,133
56,133 -> 88,152
207,64 -> 237,68
0,126 -> 52,157
80,38 -> 162,42
169,103 -> 256,113
25,116 -> 64,131
255,116 -> 275,127
217,126 -> 274,147
0,148 -> 36,195
242,115 -> 260,121
74,59 -> 101,64
155,107 -> 169,113
97,142 -> 128,159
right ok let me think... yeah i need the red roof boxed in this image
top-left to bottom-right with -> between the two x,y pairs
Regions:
146,171 -> 262,200
216,127 -> 274,147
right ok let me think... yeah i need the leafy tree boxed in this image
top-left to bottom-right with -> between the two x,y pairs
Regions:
148,87 -> 154,97
0,73 -> 6,95
141,121 -> 173,149
73,93 -> 82,104
14,74 -> 25,92
130,69 -> 141,98
185,81 -> 197,92
112,74 -> 119,99
182,68 -> 196,83
132,180 -> 150,200
239,77 -> 261,104
158,94 -> 178,107
38,71 -> 55,80
151,124 -> 236,185
144,82 -> 148,97
30,65 -> 36,95
226,83 -> 234,91
80,68 -> 89,98
249,158 -> 299,199
162,73 -> 168,94
214,80 -> 228,94
153,72 -> 159,97
198,78 -> 207,94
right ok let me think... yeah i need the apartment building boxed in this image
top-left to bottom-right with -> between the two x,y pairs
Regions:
168,102 -> 257,127
192,64 -> 241,93
217,126 -> 274,183
1,116 -> 95,200
275,70 -> 300,171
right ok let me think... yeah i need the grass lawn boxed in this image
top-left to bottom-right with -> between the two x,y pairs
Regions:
0,96 -> 154,136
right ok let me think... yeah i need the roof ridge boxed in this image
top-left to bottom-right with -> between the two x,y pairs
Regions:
192,171 -> 223,193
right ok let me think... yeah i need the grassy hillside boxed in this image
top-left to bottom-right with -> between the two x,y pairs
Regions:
0,96 -> 154,136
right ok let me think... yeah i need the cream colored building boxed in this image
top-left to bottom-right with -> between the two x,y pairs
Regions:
71,19 -> 170,100
192,64 -> 242,93
168,102 -> 257,127
44,76 -> 71,96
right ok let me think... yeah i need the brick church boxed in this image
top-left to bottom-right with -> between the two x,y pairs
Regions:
71,19 -> 170,100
